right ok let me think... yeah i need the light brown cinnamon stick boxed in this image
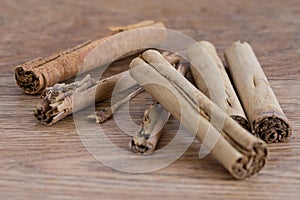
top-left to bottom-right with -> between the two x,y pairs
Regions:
34,71 -> 134,125
188,41 -> 249,130
15,20 -> 166,94
129,49 -> 268,179
130,64 -> 188,154
224,41 -> 292,143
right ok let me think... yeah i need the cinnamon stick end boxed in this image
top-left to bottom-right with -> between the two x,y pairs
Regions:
33,99 -> 53,125
15,66 -> 44,94
129,136 -> 154,154
232,141 -> 268,179
254,115 -> 292,143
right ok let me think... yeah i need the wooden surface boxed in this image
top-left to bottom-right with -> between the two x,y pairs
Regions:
1,0 -> 300,199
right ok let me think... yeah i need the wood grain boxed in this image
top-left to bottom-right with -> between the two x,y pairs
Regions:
0,0 -> 300,199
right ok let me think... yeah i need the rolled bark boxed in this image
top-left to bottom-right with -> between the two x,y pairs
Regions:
224,41 -> 292,143
15,21 -> 166,94
188,41 -> 249,130
129,49 -> 268,179
130,64 -> 188,154
34,71 -> 134,125
130,100 -> 171,154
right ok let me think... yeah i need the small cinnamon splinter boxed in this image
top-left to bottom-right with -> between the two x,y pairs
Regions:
108,20 -> 157,32
130,64 -> 188,154
88,87 -> 144,123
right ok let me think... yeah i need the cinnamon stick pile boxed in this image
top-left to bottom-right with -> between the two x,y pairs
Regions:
14,20 -> 292,179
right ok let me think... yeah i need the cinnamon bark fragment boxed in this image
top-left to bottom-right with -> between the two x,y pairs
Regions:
88,87 -> 144,123
130,100 -> 170,154
34,71 -> 132,125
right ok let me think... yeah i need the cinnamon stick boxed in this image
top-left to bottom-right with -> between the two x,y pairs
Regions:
15,20 -> 166,94
34,71 -> 134,125
129,50 -> 268,179
224,41 -> 292,143
130,64 -> 188,154
188,41 -> 249,130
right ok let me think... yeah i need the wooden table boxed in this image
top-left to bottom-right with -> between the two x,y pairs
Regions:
1,0 -> 299,199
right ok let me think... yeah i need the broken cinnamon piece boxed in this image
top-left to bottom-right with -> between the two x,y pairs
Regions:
88,87 -> 144,123
34,71 -> 133,125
